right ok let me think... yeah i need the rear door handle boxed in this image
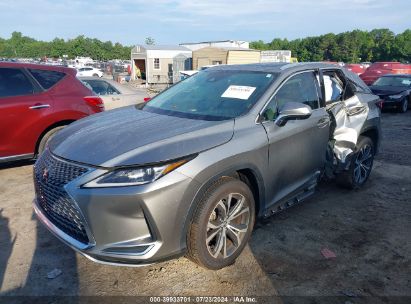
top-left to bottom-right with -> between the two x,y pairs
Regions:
317,117 -> 330,128
29,104 -> 50,110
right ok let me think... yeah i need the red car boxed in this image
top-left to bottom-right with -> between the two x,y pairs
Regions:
344,64 -> 368,76
360,62 -> 411,85
0,62 -> 104,163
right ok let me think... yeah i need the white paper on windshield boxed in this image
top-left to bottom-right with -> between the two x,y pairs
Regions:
221,85 -> 256,100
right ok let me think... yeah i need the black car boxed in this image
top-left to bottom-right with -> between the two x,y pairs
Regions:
369,74 -> 411,113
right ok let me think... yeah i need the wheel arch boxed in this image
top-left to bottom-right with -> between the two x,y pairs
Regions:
360,126 -> 380,155
35,120 -> 76,154
180,164 -> 266,250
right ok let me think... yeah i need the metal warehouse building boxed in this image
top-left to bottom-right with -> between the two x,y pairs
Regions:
131,45 -> 192,84
192,47 -> 261,70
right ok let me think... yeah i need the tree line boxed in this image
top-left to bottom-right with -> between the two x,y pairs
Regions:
1,29 -> 410,63
0,32 -> 132,60
250,29 -> 410,63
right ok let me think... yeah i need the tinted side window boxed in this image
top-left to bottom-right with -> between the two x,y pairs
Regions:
264,72 -> 319,121
83,80 -> 108,95
106,83 -> 120,95
28,69 -> 65,89
0,68 -> 34,98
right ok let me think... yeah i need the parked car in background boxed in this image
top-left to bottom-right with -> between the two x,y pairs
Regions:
344,64 -> 367,76
369,74 -> 411,113
79,77 -> 149,110
33,63 -> 380,270
0,62 -> 104,163
76,67 -> 104,77
360,62 -> 411,85
361,62 -> 372,69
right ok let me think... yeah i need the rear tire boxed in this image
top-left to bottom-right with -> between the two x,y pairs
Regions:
186,177 -> 255,270
37,126 -> 65,156
336,136 -> 374,189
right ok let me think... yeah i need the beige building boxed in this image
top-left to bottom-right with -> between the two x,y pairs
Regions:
130,45 -> 192,84
260,50 -> 292,63
192,47 -> 261,70
180,40 -> 250,51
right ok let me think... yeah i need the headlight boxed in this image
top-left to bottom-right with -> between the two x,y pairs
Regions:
83,159 -> 189,188
388,94 -> 404,100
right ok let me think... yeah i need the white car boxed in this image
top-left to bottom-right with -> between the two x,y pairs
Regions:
76,67 -> 103,77
79,77 -> 149,110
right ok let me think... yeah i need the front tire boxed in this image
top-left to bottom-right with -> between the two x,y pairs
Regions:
399,96 -> 409,113
336,136 -> 374,189
187,177 -> 255,269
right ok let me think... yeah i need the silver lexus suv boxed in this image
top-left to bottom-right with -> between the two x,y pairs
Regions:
33,63 -> 381,269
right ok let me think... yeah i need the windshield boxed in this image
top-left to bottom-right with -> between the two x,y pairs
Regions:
143,69 -> 277,120
373,76 -> 411,87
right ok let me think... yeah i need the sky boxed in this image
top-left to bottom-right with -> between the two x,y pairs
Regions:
0,0 -> 410,45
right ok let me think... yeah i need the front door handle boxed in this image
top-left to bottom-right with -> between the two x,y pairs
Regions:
29,104 -> 50,110
317,117 -> 330,128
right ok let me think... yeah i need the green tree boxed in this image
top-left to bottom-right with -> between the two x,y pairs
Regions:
1,29 -> 410,62
393,29 -> 411,62
145,37 -> 155,45
250,28 -> 410,63
250,40 -> 268,50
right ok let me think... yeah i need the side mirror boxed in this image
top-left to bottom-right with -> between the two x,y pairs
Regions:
275,102 -> 312,127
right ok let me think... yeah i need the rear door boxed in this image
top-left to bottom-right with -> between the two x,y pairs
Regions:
261,70 -> 330,206
108,81 -> 148,107
0,67 -> 53,158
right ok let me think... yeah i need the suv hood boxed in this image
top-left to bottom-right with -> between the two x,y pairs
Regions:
49,106 -> 234,167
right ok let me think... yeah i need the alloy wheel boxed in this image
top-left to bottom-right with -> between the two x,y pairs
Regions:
353,144 -> 373,184
206,193 -> 250,259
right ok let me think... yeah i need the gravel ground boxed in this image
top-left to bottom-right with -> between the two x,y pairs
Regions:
0,111 -> 410,303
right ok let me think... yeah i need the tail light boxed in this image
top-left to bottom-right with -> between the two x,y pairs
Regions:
84,96 -> 104,111
143,97 -> 151,102
376,99 -> 384,109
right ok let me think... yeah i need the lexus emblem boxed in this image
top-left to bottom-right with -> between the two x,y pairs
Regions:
42,168 -> 49,181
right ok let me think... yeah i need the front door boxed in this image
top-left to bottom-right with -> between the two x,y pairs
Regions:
261,70 -> 330,206
0,67 -> 52,158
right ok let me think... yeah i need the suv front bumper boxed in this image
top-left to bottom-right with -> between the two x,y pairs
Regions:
33,152 -> 200,266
